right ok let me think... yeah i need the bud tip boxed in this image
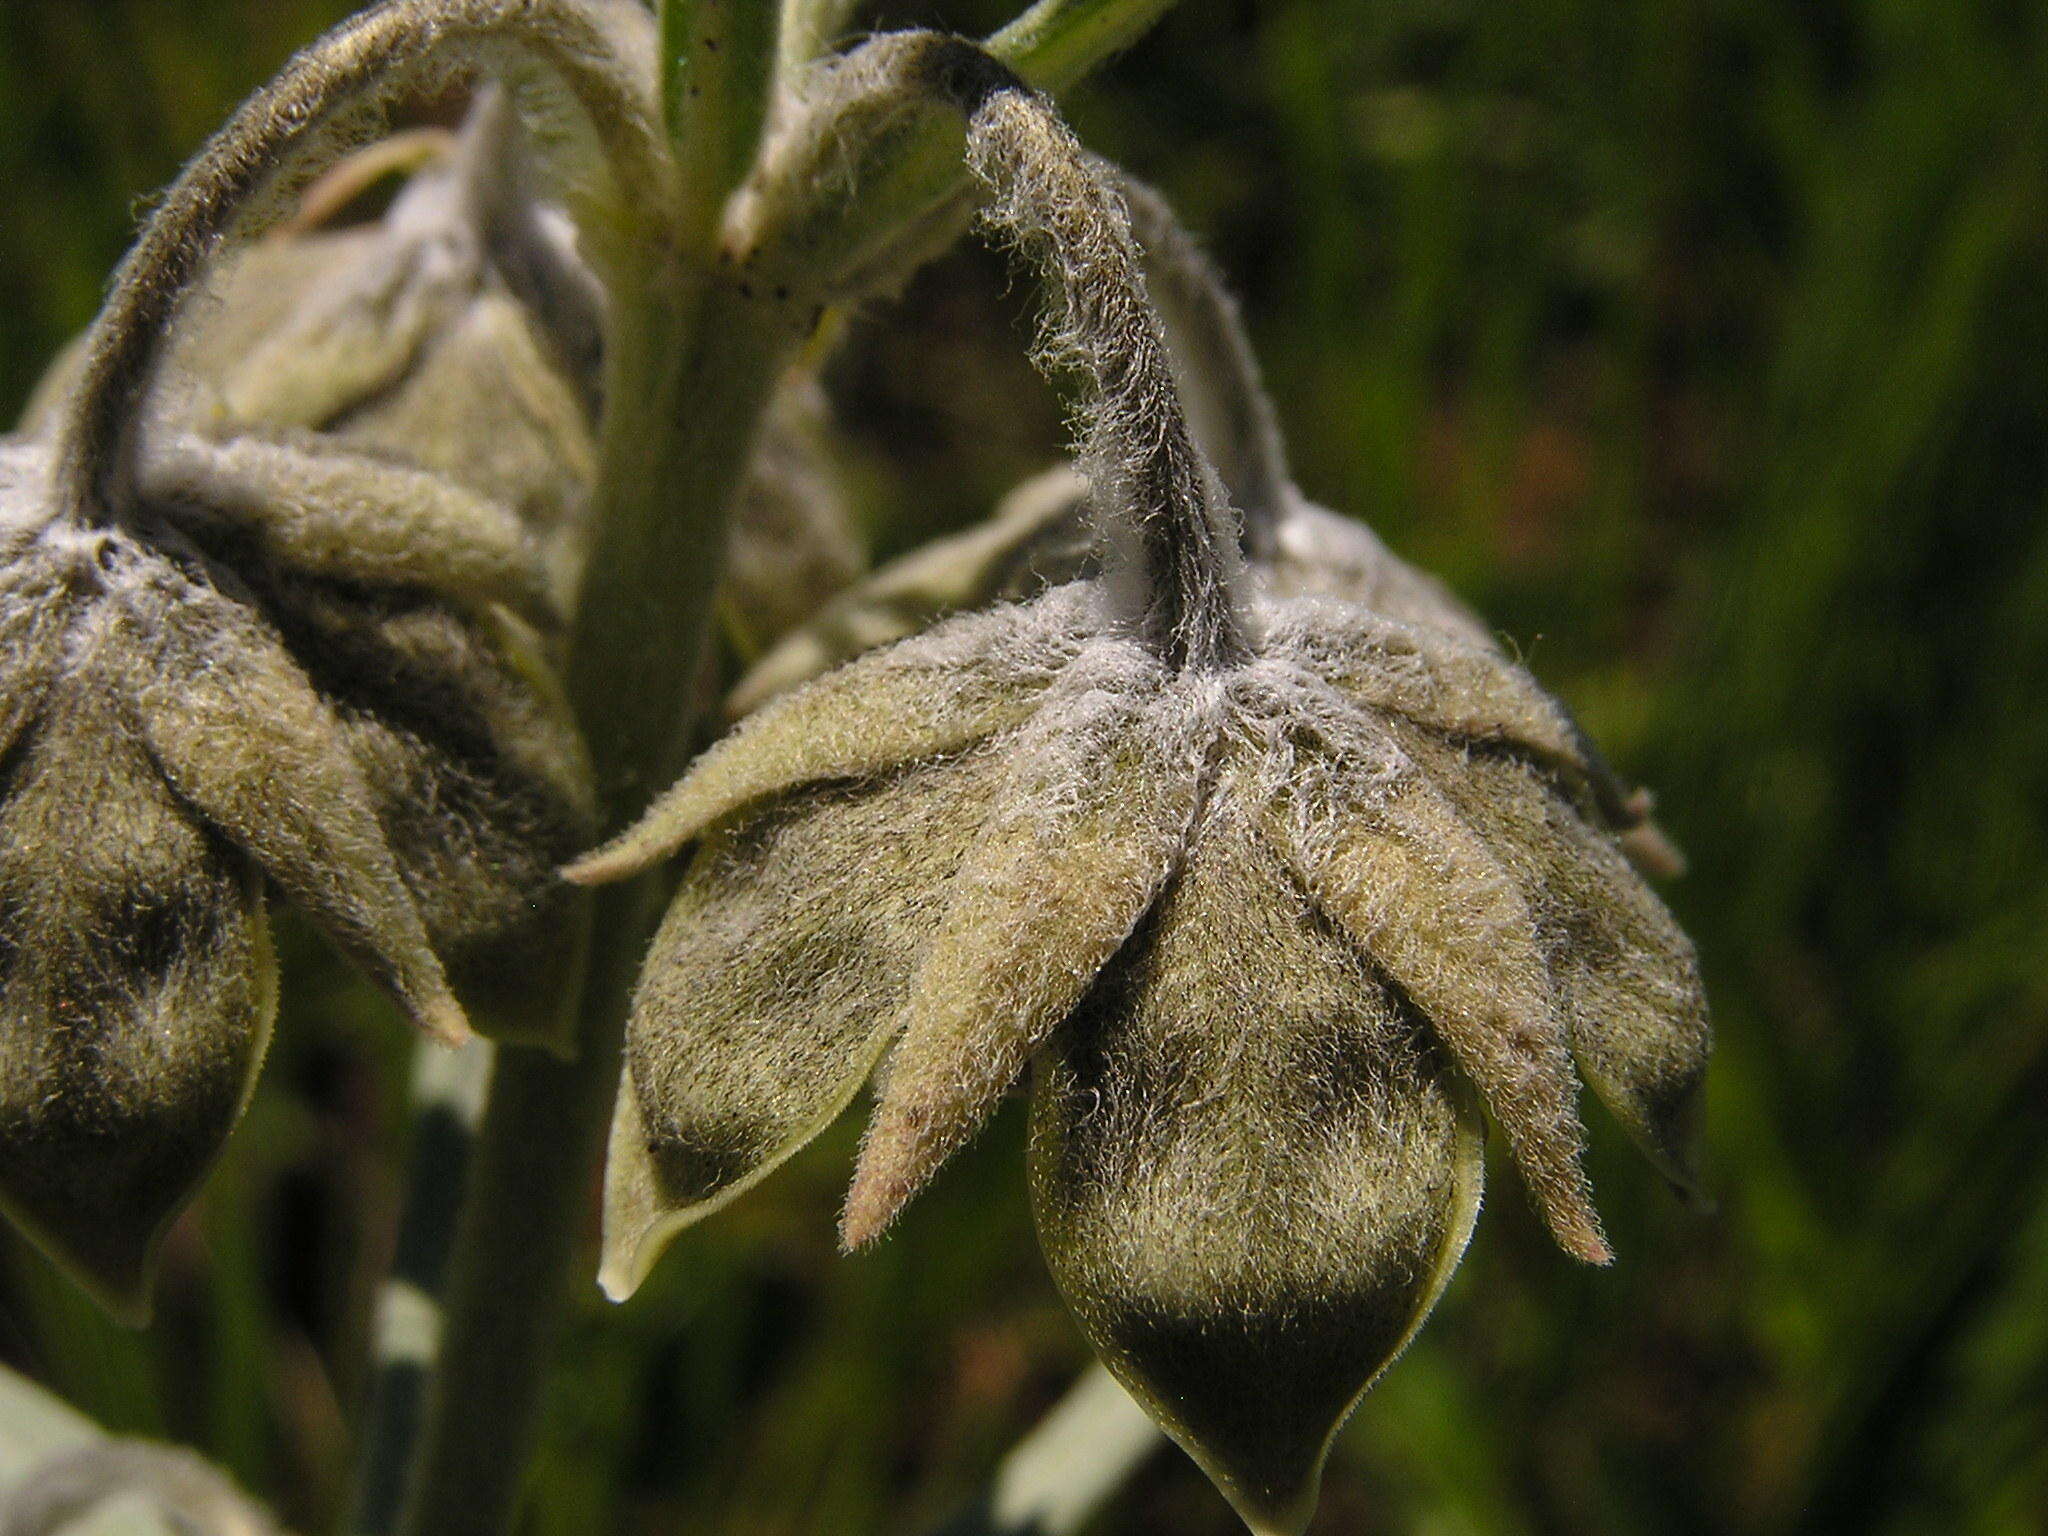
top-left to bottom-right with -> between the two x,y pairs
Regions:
560,845 -> 632,886
837,1177 -> 904,1252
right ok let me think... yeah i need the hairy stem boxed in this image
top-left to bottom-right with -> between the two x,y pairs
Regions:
965,78 -> 1247,669
54,0 -> 659,531
1117,172 -> 1293,558
387,275 -> 796,1536
740,34 -> 1247,672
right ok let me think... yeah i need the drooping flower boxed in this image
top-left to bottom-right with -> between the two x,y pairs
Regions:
121,96 -> 605,1047
576,59 -> 1708,1536
0,4 -> 665,1317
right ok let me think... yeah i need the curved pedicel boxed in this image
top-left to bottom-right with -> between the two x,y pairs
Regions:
53,0 -> 658,531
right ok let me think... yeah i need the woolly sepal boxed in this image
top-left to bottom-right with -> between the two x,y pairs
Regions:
1260,688 -> 1608,1263
141,434 -> 559,626
231,561 -> 595,1049
841,645 -> 1204,1246
107,544 -> 467,1045
591,577 -> 1649,1288
0,514 -> 72,764
0,615 -> 276,1322
568,587 -> 1098,884
1390,728 -> 1709,1193
201,88 -> 603,440
599,743 -> 1012,1299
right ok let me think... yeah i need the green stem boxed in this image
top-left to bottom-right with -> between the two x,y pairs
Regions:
660,0 -> 781,257
387,271 -> 797,1536
374,5 -> 1183,1529
567,275 -> 796,794
383,889 -> 637,1536
778,0 -> 862,75
988,0 -> 1182,93
345,1039 -> 492,1536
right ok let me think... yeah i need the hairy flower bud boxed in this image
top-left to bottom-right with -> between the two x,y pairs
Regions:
144,97 -> 604,1049
0,488 -> 470,1318
1,16 -> 875,1314
0,76 -> 625,1315
576,60 -> 1707,1536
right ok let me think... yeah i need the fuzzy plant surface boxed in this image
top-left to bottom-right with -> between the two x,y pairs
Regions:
0,35 -> 889,1329
725,171 -> 1683,878
573,57 -> 1709,1536
5,5 -> 1193,1530
0,4 -> 1715,1531
21,89 -> 866,715
0,48 -> 637,1321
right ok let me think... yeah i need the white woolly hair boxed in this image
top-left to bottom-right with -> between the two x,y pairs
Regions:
1112,170 -> 1294,560
963,83 -> 1251,674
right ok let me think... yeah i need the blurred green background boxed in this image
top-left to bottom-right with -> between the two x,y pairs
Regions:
4,1 -> 2047,1532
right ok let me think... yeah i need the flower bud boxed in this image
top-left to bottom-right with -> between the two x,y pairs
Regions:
130,98 -> 605,1049
0,69 -> 632,1312
1,491 -> 469,1315
577,60 -> 1707,1536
